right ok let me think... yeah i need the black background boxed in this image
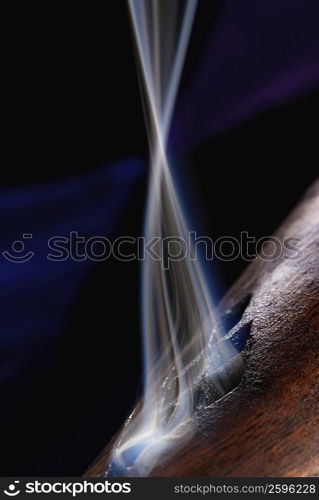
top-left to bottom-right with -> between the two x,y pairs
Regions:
1,2 -> 318,475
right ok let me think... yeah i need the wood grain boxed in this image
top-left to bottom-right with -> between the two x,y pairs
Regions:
87,180 -> 319,477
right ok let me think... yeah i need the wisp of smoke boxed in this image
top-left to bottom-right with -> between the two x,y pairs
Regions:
107,0 -> 241,477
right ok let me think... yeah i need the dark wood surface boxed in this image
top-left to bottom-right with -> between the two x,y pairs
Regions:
87,180 -> 319,477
